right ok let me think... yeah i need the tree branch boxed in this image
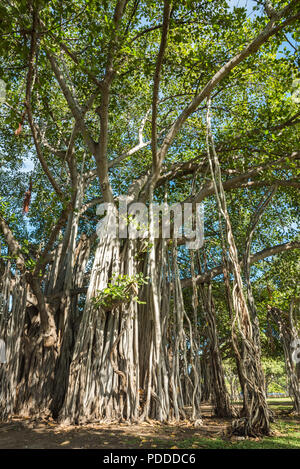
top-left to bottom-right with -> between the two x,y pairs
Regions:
151,0 -> 171,173
0,215 -> 25,271
157,1 -> 299,167
181,241 -> 300,288
46,50 -> 97,155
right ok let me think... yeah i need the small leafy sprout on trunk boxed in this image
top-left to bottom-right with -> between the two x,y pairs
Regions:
91,273 -> 149,310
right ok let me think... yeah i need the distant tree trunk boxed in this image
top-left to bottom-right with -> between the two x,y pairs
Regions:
198,281 -> 235,418
240,187 -> 277,423
168,243 -> 202,422
244,186 -> 277,349
268,304 -> 300,415
228,375 -> 240,402
200,349 -> 212,402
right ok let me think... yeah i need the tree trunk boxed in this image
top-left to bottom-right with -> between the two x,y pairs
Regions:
199,282 -> 235,418
0,264 -> 27,420
268,305 -> 300,415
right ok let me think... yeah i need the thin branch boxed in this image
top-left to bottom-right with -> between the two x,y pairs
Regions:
24,6 -> 64,197
46,50 -> 97,155
0,215 -> 25,271
94,0 -> 128,203
181,241 -> 300,288
157,1 -> 299,167
151,0 -> 171,173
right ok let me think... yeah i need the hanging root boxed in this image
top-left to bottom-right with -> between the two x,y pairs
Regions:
231,415 -> 271,438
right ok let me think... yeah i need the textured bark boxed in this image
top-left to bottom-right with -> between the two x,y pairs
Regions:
58,236 -> 140,423
199,282 -> 235,418
243,186 -> 277,349
55,230 -> 204,424
0,265 -> 27,420
268,305 -> 300,414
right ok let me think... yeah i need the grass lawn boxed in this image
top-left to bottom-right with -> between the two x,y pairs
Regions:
164,419 -> 300,449
159,399 -> 300,449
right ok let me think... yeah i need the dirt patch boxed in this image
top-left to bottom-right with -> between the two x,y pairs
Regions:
0,405 -> 229,449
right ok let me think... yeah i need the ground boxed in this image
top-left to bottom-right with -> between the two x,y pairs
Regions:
0,399 -> 299,449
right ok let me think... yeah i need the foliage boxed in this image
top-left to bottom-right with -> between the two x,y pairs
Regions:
91,272 -> 149,309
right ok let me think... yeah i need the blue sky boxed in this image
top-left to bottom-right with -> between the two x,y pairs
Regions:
228,0 -> 257,15
22,155 -> 34,173
228,0 -> 297,53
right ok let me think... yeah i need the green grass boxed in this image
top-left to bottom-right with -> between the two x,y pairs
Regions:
149,422 -> 300,449
267,397 -> 292,403
144,399 -> 300,449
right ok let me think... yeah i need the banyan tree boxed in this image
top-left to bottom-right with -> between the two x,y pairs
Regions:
0,0 -> 299,436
